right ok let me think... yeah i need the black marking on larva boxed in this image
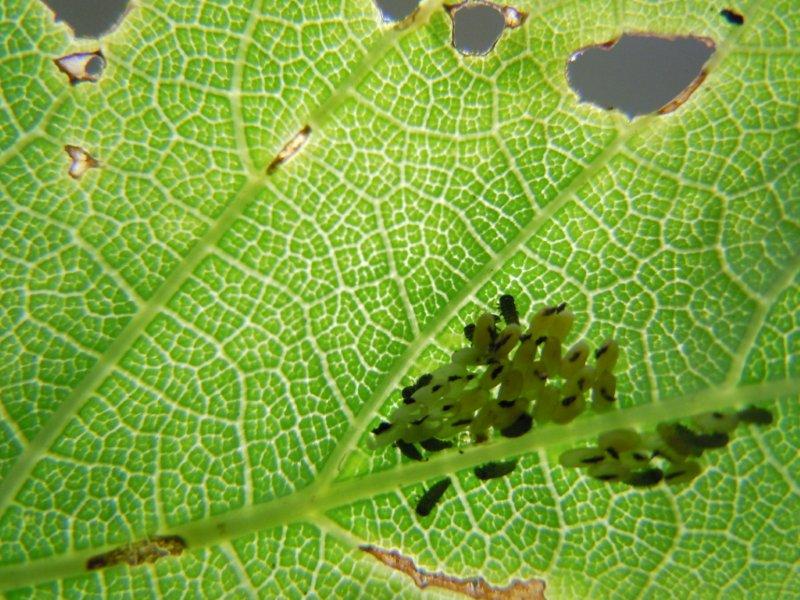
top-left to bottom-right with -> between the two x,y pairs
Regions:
556,302 -> 567,313
694,432 -> 729,449
595,343 -> 610,359
568,350 -> 583,362
720,8 -> 744,25
543,306 -> 558,316
606,447 -> 620,460
600,388 -> 615,402
519,333 -> 532,342
561,395 -> 576,407
432,384 -> 442,392
416,373 -> 433,387
448,375 -> 462,382
499,294 -> 519,325
397,440 -> 424,461
626,468 -> 663,487
491,365 -> 504,379
491,334 -> 511,352
664,469 -> 685,481
712,412 -> 724,419
534,369 -> 548,381
415,478 -> 452,517
595,473 -> 619,481
577,377 -> 587,390
466,374 -> 476,381
474,459 -> 518,481
464,323 -> 475,341
453,418 -> 473,426
498,399 -> 516,408
420,438 -> 453,452
500,413 -> 532,438
403,397 -> 416,405
372,421 -> 392,435
402,386 -> 415,400
442,404 -> 454,411
411,415 -> 428,426
535,336 -> 548,345
738,406 -> 773,425
632,452 -> 648,462
581,455 -> 606,465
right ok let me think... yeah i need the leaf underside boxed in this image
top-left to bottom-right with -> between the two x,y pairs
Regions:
0,0 -> 798,598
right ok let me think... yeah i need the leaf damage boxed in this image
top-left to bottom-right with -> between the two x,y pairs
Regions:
54,50 -> 105,84
86,535 -> 187,570
361,545 -> 546,599
267,125 -> 311,174
444,1 -> 527,56
64,144 -> 100,179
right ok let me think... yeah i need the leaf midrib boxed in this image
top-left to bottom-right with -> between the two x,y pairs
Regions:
0,376 -> 797,592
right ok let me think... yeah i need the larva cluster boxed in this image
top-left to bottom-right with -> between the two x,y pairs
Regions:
559,405 -> 774,487
371,294 -> 620,459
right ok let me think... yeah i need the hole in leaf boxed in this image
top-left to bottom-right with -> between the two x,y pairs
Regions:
374,0 -> 420,23
267,125 -> 311,174
720,8 -> 744,25
39,0 -> 129,38
361,545 -> 546,599
86,535 -> 186,570
54,50 -> 105,84
566,33 -> 715,119
445,1 -> 527,56
64,144 -> 100,179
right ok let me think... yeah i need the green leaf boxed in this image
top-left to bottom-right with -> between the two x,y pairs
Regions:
1,0 -> 798,597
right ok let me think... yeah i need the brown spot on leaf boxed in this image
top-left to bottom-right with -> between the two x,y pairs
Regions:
54,50 -> 105,84
64,144 -> 100,179
361,545 -> 546,599
86,535 -> 186,571
267,125 -> 311,174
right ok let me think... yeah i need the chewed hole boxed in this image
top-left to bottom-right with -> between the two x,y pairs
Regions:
567,33 -> 715,119
54,50 -> 105,84
39,0 -> 129,38
374,0 -> 420,23
445,1 -> 527,56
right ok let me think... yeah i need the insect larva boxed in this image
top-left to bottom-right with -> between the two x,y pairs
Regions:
692,411 -> 739,434
500,412 -> 533,438
420,438 -> 453,452
396,440 -> 424,461
656,423 -> 703,458
474,459 -> 518,480
499,294 -> 519,325
594,339 -> 619,372
558,447 -> 606,468
541,336 -> 562,375
625,468 -> 663,488
561,340 -> 590,379
737,406 -> 773,425
591,370 -> 617,411
598,429 -> 642,454
588,462 -> 629,482
493,324 -> 521,359
549,307 -> 574,341
415,478 -> 452,517
473,313 -> 497,354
